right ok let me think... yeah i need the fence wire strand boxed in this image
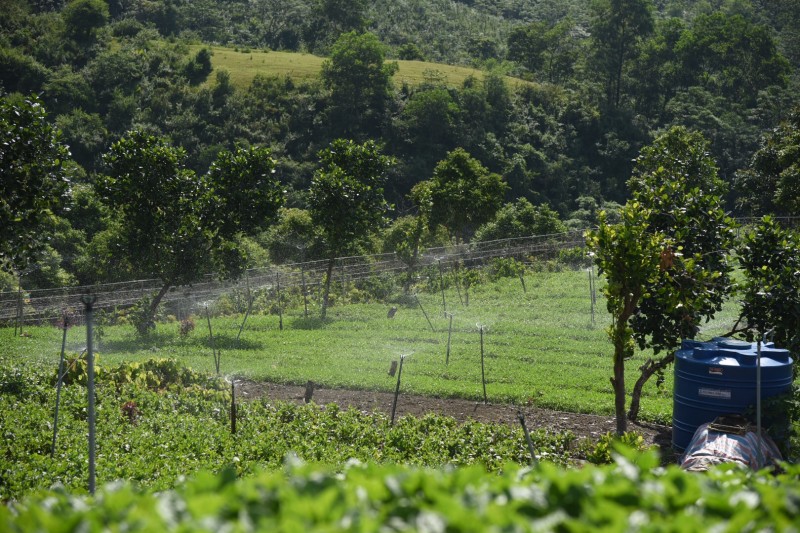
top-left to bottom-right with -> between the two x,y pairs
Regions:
2,230 -> 588,326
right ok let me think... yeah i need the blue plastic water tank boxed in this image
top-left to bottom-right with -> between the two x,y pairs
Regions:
672,337 -> 794,451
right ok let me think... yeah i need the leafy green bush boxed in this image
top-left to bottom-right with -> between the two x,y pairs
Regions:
581,431 -> 650,464
488,257 -> 526,280
3,453 -> 800,532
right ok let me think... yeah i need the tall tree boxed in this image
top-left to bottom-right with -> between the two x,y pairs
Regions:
321,31 -> 398,139
411,148 -> 508,243
507,18 -> 579,83
0,95 -> 72,275
309,139 -> 394,318
735,108 -> 800,217
675,13 -> 790,107
589,0 -> 654,109
62,0 -> 109,44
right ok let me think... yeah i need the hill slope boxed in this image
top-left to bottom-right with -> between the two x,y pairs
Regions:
194,45 -> 533,89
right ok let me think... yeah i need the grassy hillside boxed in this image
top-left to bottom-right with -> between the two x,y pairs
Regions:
193,45 -> 532,90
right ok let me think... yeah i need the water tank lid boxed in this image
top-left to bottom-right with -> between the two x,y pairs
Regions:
715,339 -> 752,350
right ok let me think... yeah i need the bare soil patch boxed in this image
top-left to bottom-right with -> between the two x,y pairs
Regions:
237,380 -> 678,463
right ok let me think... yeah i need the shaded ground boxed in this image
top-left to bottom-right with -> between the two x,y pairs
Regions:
238,380 -> 679,463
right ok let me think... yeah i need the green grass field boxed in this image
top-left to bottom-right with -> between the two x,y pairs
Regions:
192,45 -> 534,90
1,270 -> 743,424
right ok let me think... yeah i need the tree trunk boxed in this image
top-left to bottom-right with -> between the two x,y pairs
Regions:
627,352 -> 674,421
612,353 -> 627,435
148,280 -> 174,326
320,256 -> 336,319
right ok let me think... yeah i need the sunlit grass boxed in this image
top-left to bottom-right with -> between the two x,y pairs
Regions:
1,270 -> 744,424
191,45 -> 535,90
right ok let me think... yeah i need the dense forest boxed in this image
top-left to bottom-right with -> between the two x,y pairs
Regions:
1,0 -> 799,291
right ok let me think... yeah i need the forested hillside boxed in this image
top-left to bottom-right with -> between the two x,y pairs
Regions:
1,0 -> 799,291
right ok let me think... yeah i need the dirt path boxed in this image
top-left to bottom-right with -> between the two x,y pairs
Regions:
237,380 -> 678,462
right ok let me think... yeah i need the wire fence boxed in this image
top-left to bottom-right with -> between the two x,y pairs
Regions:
4,215 -> 798,329
1,231 -> 587,327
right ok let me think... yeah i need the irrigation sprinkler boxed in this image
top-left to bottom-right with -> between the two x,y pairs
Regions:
51,313 -> 70,458
478,323 -> 488,404
230,378 -> 237,435
80,294 -> 98,495
445,312 -> 454,365
275,271 -> 283,331
436,258 -> 447,316
206,305 -> 220,375
414,294 -> 436,332
390,354 -> 408,426
516,411 -> 538,465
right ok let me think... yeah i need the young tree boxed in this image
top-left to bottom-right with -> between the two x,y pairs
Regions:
625,127 -> 735,421
0,95 -> 72,275
309,139 -> 394,318
736,217 -> 800,357
98,132 -> 283,331
588,126 -> 735,431
411,148 -> 508,243
588,207 -> 663,434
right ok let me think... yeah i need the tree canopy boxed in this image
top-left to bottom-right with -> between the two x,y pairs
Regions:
412,148 -> 509,243
309,138 -> 394,316
588,126 -> 736,432
0,94 -> 72,275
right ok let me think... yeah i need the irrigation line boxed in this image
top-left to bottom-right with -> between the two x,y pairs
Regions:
517,411 -> 538,465
479,324 -> 487,404
206,306 -> 220,375
230,380 -> 237,435
80,294 -> 97,495
390,355 -> 406,426
275,271 -> 283,331
415,294 -> 435,332
445,313 -> 454,365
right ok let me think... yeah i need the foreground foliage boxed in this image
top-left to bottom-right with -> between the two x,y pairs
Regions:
3,451 -> 799,532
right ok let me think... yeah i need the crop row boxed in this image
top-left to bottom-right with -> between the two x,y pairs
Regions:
1,357 -> 579,501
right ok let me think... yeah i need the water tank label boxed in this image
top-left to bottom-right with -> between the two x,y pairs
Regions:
698,387 -> 731,400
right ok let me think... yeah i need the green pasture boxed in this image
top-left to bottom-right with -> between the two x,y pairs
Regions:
193,45 -> 534,90
1,270 -> 742,424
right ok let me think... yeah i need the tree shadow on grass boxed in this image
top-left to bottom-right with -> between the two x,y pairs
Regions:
98,330 -> 180,353
201,333 -> 264,350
